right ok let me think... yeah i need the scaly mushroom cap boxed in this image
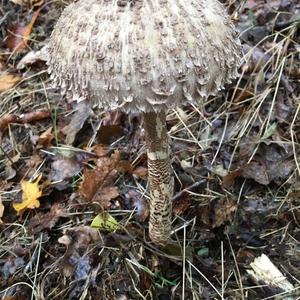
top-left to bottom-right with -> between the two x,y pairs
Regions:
47,0 -> 242,113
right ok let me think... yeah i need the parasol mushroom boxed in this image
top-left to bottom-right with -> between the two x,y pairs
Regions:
47,0 -> 242,245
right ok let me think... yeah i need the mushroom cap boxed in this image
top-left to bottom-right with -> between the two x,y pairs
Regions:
47,0 -> 242,113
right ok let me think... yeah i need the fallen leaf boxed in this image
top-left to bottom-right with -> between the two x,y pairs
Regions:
97,125 -> 124,145
58,226 -> 100,278
91,145 -> 110,157
61,101 -> 93,145
50,156 -> 81,182
27,203 -> 64,234
1,257 -> 25,280
236,249 -> 256,265
126,189 -> 149,222
91,213 -> 119,232
242,159 -> 295,185
164,244 -> 194,260
213,199 -> 236,228
0,197 -> 4,223
6,8 -> 41,53
37,127 -> 54,148
262,122 -> 277,140
58,226 -> 99,248
117,160 -> 133,173
99,186 -> 119,209
79,150 -> 122,206
9,0 -> 27,5
173,194 -> 193,215
68,255 -> 91,280
0,114 -> 20,135
132,166 -> 148,180
198,205 -> 210,227
0,73 -> 21,92
222,169 -> 243,189
180,159 -> 193,170
242,44 -> 271,74
198,199 -> 236,228
26,153 -> 43,169
13,174 -> 43,214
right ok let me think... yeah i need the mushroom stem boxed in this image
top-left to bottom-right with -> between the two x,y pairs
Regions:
143,111 -> 173,245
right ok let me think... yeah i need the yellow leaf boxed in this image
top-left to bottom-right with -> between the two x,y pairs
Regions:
91,212 -> 119,232
13,174 -> 43,214
0,73 -> 21,92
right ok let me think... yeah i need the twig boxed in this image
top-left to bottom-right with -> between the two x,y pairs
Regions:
171,179 -> 206,202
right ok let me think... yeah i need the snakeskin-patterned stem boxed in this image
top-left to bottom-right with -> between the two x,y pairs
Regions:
143,111 -> 173,245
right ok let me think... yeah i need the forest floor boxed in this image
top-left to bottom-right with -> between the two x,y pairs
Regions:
0,0 -> 299,299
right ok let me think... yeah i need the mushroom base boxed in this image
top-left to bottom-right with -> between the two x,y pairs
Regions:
143,111 -> 173,245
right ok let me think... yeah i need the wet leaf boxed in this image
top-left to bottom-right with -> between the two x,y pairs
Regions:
132,166 -> 148,180
222,169 -> 243,189
50,156 -> 81,182
6,9 -> 41,52
91,145 -> 110,157
173,194 -> 193,215
199,199 -> 237,228
213,199 -> 236,227
69,255 -> 91,280
27,203 -> 64,234
98,186 -> 119,209
91,212 -> 119,232
164,244 -> 193,260
1,257 -> 25,280
61,101 -> 93,145
13,174 -> 43,214
97,125 -> 124,145
242,159 -> 295,185
37,127 -> 54,148
126,189 -> 149,222
0,73 -> 21,92
58,226 -> 100,248
58,226 -> 100,278
242,44 -> 271,74
79,150 -> 122,206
